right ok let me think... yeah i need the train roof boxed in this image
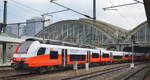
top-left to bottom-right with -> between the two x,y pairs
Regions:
40,43 -> 100,51
30,40 -> 126,54
25,38 -> 96,49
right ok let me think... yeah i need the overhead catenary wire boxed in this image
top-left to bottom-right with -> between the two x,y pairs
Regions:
103,0 -> 143,11
8,0 -> 68,22
42,9 -> 69,16
0,0 -> 81,26
8,19 -> 50,25
7,10 -> 27,22
0,1 -> 42,23
113,0 -> 143,28
134,0 -> 143,4
104,0 -> 142,29
9,0 -> 44,14
1,0 -> 44,22
1,1 -> 38,22
50,1 -> 93,19
8,2 -> 41,16
108,0 -> 132,26
1,0 -> 68,24
107,0 -> 118,11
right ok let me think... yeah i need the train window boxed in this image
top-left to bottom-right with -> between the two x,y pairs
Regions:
102,53 -> 109,58
50,51 -> 58,59
113,56 -> 122,59
17,41 -> 32,53
37,47 -> 46,56
125,55 -> 129,57
70,55 -> 86,61
92,53 -> 99,58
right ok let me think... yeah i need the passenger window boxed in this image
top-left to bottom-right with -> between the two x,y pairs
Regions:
50,51 -> 58,59
114,56 -> 122,59
92,53 -> 99,58
102,53 -> 109,58
70,55 -> 86,61
125,55 -> 129,57
37,47 -> 46,56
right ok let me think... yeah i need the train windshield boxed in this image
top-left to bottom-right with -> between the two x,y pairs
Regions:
17,41 -> 32,53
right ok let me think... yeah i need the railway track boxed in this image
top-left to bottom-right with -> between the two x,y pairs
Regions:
0,66 -> 11,70
0,66 -> 72,80
121,64 -> 150,80
0,66 -> 10,68
0,72 -> 33,80
62,62 -> 149,80
0,62 -> 148,80
0,63 -> 128,80
0,67 -> 13,74
62,64 -> 130,80
142,68 -> 150,80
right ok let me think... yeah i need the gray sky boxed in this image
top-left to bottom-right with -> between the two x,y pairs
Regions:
0,0 -> 146,30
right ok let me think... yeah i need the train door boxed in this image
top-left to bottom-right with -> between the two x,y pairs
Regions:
110,52 -> 113,63
62,49 -> 67,67
99,50 -> 101,63
87,51 -> 91,63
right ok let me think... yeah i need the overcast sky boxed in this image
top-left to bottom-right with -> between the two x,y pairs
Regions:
0,0 -> 146,30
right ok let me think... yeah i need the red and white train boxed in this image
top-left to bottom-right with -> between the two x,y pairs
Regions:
11,38 -> 150,72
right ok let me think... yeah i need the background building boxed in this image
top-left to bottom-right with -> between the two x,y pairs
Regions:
6,24 -> 19,36
22,17 -> 44,36
22,17 -> 50,37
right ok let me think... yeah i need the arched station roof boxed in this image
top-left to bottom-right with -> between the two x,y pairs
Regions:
35,18 -> 128,46
79,18 -> 128,37
125,21 -> 150,45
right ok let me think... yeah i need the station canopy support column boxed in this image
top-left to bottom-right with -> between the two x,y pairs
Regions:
143,0 -> 150,26
2,43 -> 6,64
2,0 -> 7,64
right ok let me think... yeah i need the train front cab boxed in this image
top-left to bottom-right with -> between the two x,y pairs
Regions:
11,41 -> 39,70
12,42 -> 65,70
